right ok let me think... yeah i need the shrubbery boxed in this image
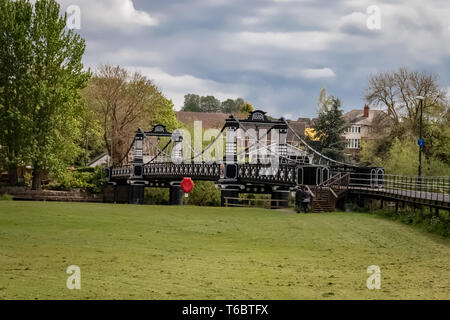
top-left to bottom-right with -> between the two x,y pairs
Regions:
185,181 -> 221,207
353,201 -> 449,237
145,188 -> 170,205
145,182 -> 221,206
0,193 -> 13,201
48,167 -> 107,194
378,207 -> 450,237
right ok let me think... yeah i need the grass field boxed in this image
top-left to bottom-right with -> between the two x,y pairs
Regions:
0,201 -> 449,300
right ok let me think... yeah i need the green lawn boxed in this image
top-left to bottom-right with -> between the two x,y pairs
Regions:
0,201 -> 449,300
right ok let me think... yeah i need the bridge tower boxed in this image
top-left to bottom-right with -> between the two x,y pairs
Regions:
169,131 -> 184,206
129,128 -> 147,204
270,121 -> 290,208
220,115 -> 240,206
218,111 -> 291,208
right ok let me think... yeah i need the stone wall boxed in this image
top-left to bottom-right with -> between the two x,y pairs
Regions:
0,187 -> 103,203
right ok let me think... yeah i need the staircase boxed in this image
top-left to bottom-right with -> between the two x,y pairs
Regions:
308,173 -> 350,213
311,189 -> 335,213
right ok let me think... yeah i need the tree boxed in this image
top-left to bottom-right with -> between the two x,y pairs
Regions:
363,67 -> 449,169
76,107 -> 104,167
183,94 -> 245,113
151,98 -> 180,132
314,98 -> 347,161
200,96 -> 221,112
365,67 -> 447,134
221,98 -> 244,113
84,65 -> 176,166
0,0 -> 91,190
240,102 -> 254,114
382,138 -> 450,176
183,94 -> 201,112
0,0 -> 34,185
317,86 -> 333,113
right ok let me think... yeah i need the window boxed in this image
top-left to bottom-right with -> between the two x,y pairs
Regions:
347,126 -> 361,133
346,139 -> 361,149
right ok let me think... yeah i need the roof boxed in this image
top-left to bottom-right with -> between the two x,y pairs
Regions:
344,109 -> 386,125
88,153 -> 110,167
177,111 -> 229,129
287,120 -> 307,140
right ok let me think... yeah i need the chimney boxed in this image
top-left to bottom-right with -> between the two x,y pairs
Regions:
363,104 -> 370,118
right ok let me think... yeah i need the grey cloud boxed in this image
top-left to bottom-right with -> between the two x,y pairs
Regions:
63,0 -> 450,118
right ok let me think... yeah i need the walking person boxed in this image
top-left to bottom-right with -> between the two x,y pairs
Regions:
295,186 -> 306,213
302,187 -> 311,213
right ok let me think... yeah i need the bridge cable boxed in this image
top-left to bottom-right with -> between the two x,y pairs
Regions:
186,126 -> 227,162
234,117 -> 304,164
118,140 -> 136,166
283,119 -> 356,168
144,140 -> 173,165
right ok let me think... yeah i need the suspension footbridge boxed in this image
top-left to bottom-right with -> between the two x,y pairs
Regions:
105,110 -> 449,212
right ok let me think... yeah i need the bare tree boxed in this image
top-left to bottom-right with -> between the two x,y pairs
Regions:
84,65 -> 166,165
365,67 -> 448,133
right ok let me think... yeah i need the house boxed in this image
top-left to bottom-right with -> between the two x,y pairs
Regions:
176,111 -> 230,129
343,105 -> 389,159
88,153 -> 111,167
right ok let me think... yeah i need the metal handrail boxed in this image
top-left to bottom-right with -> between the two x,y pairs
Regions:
348,173 -> 449,203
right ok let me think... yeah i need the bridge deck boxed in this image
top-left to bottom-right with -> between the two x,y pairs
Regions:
349,186 -> 449,208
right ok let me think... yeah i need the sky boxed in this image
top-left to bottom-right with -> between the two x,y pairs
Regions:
58,0 -> 450,119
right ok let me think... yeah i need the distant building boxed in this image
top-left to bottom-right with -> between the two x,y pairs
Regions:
176,111 -> 229,129
88,153 -> 110,167
343,105 -> 388,159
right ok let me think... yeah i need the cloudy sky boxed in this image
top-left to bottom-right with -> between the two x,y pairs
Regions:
59,0 -> 450,118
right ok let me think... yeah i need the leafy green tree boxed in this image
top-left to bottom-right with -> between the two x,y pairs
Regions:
27,0 -> 90,189
0,0 -> 34,185
221,98 -> 244,113
0,0 -> 90,189
76,107 -> 104,167
151,98 -> 180,132
384,138 -> 450,176
200,96 -> 221,113
183,94 -> 245,113
314,98 -> 347,161
240,102 -> 254,114
183,94 -> 201,112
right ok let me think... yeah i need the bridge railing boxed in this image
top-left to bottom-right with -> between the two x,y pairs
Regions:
223,196 -> 290,209
349,173 -> 450,203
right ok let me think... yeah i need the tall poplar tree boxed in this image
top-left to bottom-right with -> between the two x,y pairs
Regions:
0,0 -> 90,189
0,0 -> 34,185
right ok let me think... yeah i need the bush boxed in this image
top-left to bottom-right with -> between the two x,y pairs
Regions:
145,188 -> 169,205
48,166 -> 107,194
185,181 -> 221,206
383,138 -> 450,176
354,202 -> 449,237
0,193 -> 13,201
